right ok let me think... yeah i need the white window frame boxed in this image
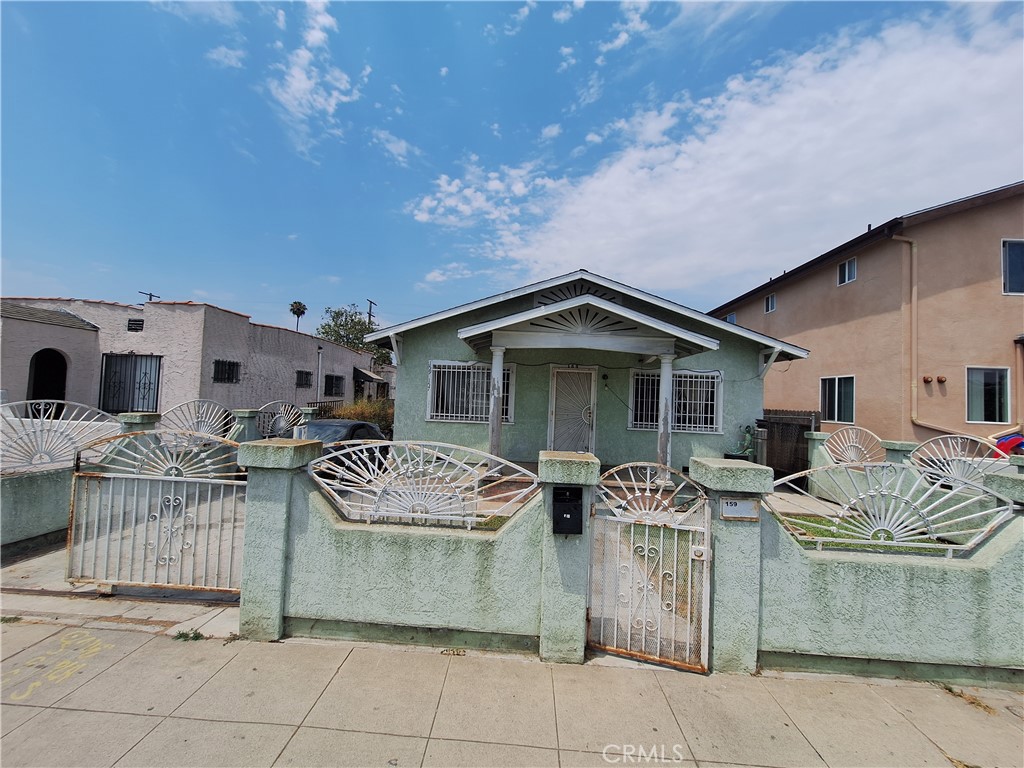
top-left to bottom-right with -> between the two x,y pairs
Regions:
628,369 -> 723,434
966,366 -> 1010,424
1002,239 -> 1024,295
820,375 -> 855,424
764,293 -> 776,313
427,360 -> 515,424
837,257 -> 857,286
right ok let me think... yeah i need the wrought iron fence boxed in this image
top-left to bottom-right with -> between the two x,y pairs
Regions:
161,400 -> 236,438
589,462 -> 711,672
309,441 -> 540,529
69,431 -> 246,591
765,462 -> 1016,557
822,426 -> 885,464
256,401 -> 303,438
1,400 -> 120,474
909,434 -> 1012,485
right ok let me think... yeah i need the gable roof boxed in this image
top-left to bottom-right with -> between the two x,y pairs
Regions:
367,270 -> 808,359
710,180 -> 1024,316
0,302 -> 99,332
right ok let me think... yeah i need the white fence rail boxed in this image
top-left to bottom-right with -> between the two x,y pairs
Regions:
1,400 -> 119,474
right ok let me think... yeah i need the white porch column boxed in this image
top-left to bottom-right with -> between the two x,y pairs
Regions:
488,346 -> 506,460
657,353 -> 675,467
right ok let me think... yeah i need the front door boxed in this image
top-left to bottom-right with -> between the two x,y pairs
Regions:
549,368 -> 595,453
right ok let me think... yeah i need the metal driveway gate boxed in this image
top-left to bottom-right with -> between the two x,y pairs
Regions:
587,463 -> 711,672
68,431 -> 246,593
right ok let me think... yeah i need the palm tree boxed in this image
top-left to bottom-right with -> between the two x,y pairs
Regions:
290,301 -> 307,331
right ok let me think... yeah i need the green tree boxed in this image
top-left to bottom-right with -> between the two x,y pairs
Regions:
317,304 -> 391,366
289,301 -> 307,331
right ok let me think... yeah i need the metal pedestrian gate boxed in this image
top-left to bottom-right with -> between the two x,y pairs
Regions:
68,431 -> 246,593
587,463 -> 711,672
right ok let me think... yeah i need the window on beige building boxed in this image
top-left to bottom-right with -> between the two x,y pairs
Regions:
764,293 -> 776,313
838,257 -> 857,286
967,367 -> 1009,423
820,375 -> 854,424
1003,240 -> 1023,294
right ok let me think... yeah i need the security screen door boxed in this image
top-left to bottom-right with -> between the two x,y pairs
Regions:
550,368 -> 595,453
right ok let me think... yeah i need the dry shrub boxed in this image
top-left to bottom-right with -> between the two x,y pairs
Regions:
329,399 -> 394,436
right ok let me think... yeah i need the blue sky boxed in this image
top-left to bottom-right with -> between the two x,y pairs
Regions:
3,1 -> 1022,333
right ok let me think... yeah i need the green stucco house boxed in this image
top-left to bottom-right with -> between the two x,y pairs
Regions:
366,270 -> 808,469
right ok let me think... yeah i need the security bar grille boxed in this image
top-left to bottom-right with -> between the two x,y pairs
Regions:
428,362 -> 512,423
630,371 -> 721,433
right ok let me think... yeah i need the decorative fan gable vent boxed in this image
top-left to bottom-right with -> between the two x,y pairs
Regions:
528,307 -> 639,335
534,279 -> 621,307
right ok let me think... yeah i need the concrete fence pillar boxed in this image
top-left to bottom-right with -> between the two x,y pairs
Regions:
537,450 -> 600,663
689,457 -> 774,673
117,412 -> 161,433
238,438 -> 323,641
881,440 -> 918,464
804,431 -> 831,469
230,409 -> 261,443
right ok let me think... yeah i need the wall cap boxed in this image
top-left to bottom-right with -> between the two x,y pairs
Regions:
881,440 -> 919,451
983,472 -> 1024,504
805,431 -> 829,440
117,412 -> 161,424
239,439 -> 322,470
232,409 -> 259,417
538,451 -> 600,486
690,457 -> 774,494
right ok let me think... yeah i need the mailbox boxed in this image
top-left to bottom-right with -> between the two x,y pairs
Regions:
552,485 -> 584,534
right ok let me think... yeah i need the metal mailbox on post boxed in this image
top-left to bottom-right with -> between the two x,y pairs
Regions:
552,485 -> 584,534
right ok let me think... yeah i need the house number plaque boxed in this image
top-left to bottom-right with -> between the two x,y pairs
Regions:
721,496 -> 760,521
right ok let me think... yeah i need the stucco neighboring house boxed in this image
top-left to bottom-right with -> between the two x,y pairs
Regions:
710,181 -> 1024,443
366,270 -> 807,469
0,298 -> 373,413
0,303 -> 101,405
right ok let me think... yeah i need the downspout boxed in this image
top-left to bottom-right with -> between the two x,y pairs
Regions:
891,235 -> 962,437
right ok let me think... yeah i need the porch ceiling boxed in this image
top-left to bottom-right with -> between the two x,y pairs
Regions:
457,296 -> 720,356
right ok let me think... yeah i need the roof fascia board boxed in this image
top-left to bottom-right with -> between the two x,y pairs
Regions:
368,269 -> 805,358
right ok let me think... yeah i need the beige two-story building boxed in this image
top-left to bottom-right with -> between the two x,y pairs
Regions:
711,182 -> 1024,442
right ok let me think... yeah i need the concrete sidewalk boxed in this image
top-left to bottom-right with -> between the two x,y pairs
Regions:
1,549 -> 1022,768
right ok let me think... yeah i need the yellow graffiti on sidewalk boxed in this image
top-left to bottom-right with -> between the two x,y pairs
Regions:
1,629 -> 114,702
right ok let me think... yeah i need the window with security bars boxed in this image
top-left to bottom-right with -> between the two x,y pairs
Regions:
629,370 -> 722,432
324,374 -> 345,397
295,370 -> 313,389
213,360 -> 240,383
428,362 -> 513,422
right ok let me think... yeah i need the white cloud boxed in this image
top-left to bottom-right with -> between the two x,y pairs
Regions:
303,0 -> 338,48
265,2 -> 370,157
275,8 -> 286,30
595,1 -> 650,62
371,128 -> 421,167
540,123 -> 563,141
440,66 -> 449,78
205,45 -> 246,69
491,123 -> 502,139
553,1 -> 585,24
155,1 -> 240,27
557,46 -> 577,73
504,1 -> 536,36
572,72 -> 603,111
409,8 -> 1024,309
288,233 -> 299,240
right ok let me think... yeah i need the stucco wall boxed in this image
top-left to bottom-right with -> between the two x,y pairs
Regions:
728,194 -> 1024,441
0,468 -> 73,546
0,317 -> 101,405
759,514 -> 1024,670
281,473 -> 545,638
6,299 -> 372,413
394,309 -> 767,467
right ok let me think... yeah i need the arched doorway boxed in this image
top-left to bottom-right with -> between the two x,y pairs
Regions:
28,348 -> 68,401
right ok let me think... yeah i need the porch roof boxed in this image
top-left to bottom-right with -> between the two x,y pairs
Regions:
457,295 -> 718,356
